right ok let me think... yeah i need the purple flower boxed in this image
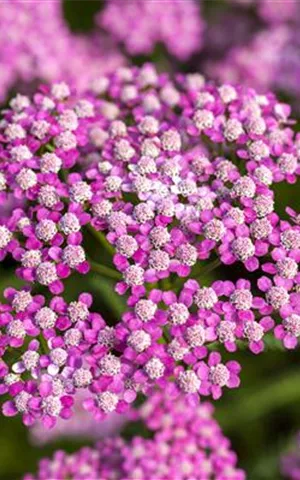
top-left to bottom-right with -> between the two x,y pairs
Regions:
197,352 -> 241,400
0,1 -> 124,102
0,64 -> 299,428
24,391 -> 245,480
99,0 -> 204,60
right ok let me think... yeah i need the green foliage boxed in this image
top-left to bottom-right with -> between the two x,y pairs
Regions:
63,0 -> 103,32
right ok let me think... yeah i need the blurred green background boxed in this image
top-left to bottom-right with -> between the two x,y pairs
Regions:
0,1 -> 300,479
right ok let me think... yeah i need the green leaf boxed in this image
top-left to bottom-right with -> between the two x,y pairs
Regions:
89,274 -> 126,319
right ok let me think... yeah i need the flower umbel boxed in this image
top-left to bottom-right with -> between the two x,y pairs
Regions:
0,64 -> 299,427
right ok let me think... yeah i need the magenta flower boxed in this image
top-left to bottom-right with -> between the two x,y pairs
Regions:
197,352 -> 241,400
99,0 -> 204,60
206,25 -> 300,114
24,391 -> 245,480
0,65 -> 299,428
274,314 -> 300,349
0,0 -> 124,102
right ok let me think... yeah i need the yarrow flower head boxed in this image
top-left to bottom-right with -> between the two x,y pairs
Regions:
0,0 -> 124,101
99,0 -> 204,60
206,25 -> 300,112
0,64 -> 299,427
24,391 -> 245,480
0,290 -> 122,428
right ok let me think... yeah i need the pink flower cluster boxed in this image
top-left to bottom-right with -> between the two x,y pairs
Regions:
207,26 -> 300,100
98,0 -> 204,60
0,290 -> 114,427
30,391 -> 125,445
227,0 -> 299,24
0,0 -> 124,101
0,64 -> 299,428
24,392 -> 245,480
208,2 -> 300,105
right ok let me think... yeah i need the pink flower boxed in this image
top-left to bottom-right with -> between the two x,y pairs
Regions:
197,352 -> 241,399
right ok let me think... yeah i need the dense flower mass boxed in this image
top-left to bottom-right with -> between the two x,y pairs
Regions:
0,1 -> 300,477
24,392 -> 245,480
207,26 -> 300,101
0,64 -> 299,428
227,0 -> 299,24
0,0 -> 124,101
99,0 -> 204,60
207,0 -> 300,113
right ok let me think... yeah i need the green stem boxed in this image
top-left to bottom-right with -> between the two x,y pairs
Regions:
160,277 -> 172,291
87,225 -> 115,256
39,334 -> 49,355
89,259 -> 121,281
89,276 -> 126,318
192,258 -> 221,279
161,328 -> 171,344
45,143 -> 55,153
